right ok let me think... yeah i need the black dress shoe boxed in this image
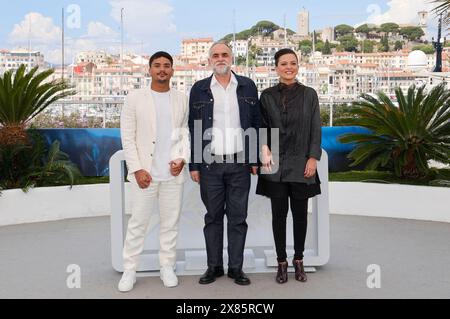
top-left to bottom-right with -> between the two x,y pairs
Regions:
227,268 -> 251,286
199,266 -> 224,285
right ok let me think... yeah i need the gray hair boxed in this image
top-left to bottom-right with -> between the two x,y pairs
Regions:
208,40 -> 234,58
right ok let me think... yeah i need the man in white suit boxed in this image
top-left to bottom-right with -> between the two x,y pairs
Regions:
118,51 -> 190,291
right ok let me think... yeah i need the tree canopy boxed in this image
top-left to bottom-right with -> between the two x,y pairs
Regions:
412,44 -> 435,54
322,40 -> 332,54
400,26 -> 425,42
251,20 -> 280,36
380,23 -> 400,33
221,20 -> 281,42
339,34 -> 358,52
335,24 -> 354,38
355,24 -> 373,34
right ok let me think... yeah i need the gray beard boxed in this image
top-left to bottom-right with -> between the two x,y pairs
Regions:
213,65 -> 231,76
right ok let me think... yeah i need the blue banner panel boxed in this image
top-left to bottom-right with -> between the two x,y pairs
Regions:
38,129 -> 122,177
37,127 -> 372,176
322,126 -> 372,172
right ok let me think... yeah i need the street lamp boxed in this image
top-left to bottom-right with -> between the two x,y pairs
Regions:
432,13 -> 444,73
329,74 -> 334,127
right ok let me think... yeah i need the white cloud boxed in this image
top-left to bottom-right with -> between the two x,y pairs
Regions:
364,0 -> 435,25
9,12 -> 61,45
8,12 -> 122,64
65,22 -> 120,58
86,21 -> 119,38
356,0 -> 438,27
356,0 -> 441,40
45,49 -> 65,66
109,0 -> 177,39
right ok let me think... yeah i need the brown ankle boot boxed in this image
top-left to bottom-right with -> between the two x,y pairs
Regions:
293,259 -> 307,282
276,261 -> 288,284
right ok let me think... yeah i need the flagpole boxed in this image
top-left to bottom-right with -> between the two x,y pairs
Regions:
62,8 -> 65,80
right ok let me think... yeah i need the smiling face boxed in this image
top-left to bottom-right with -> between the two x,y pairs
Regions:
209,43 -> 233,76
275,53 -> 299,84
150,56 -> 173,84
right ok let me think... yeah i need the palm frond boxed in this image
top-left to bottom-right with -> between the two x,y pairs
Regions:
0,64 -> 75,130
341,84 -> 450,179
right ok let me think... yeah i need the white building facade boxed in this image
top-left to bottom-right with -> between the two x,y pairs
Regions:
230,40 -> 249,58
180,38 -> 214,65
0,49 -> 45,74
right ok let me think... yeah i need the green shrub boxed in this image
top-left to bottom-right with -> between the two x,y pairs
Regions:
339,84 -> 450,179
0,130 -> 80,192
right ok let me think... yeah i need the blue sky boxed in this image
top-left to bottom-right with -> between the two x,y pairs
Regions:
0,0 -> 439,63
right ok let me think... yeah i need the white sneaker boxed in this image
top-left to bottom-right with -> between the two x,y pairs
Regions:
118,270 -> 136,292
160,266 -> 178,288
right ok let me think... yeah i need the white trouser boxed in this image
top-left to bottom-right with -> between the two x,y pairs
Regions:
122,179 -> 183,271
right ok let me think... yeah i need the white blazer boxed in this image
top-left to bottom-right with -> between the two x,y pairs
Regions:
120,87 -> 190,184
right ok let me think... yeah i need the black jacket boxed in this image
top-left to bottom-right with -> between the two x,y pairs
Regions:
259,82 -> 322,184
188,73 -> 261,171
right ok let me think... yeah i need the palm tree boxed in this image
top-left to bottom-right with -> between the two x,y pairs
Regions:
339,84 -> 450,179
433,0 -> 450,26
0,64 -> 75,145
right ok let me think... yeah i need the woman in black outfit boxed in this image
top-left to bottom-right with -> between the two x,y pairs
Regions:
257,48 -> 322,284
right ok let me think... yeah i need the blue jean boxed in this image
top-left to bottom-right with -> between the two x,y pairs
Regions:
199,163 -> 251,270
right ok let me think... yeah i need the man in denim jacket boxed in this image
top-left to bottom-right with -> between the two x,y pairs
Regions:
188,41 -> 261,286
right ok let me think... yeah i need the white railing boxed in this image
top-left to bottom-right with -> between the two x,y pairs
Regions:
41,99 -> 124,128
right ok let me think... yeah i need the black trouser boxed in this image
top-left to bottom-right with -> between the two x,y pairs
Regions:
200,163 -> 251,270
270,196 -> 309,262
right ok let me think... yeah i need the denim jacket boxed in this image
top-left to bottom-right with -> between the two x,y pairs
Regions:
188,72 -> 261,171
